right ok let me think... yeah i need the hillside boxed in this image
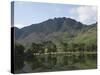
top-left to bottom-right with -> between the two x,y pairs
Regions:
12,17 -> 97,50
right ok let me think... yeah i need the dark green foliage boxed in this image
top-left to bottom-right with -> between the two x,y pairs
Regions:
14,44 -> 25,70
27,41 -> 57,54
42,41 -> 57,53
61,42 -> 68,52
31,43 -> 40,53
30,43 -> 44,53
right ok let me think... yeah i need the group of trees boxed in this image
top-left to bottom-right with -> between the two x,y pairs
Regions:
29,41 -> 57,54
14,41 -> 57,70
61,42 -> 97,53
14,41 -> 97,71
14,44 -> 25,71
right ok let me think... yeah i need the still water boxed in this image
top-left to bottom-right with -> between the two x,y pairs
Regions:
16,53 -> 97,73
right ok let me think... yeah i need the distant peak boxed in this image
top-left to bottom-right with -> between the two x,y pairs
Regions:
52,17 -> 77,22
54,17 -> 71,19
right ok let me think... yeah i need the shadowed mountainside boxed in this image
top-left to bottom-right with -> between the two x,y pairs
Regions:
12,17 -> 97,48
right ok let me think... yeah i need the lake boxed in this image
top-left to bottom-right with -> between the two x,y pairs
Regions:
15,52 -> 97,73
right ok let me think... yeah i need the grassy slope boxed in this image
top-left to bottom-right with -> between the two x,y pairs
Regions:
73,26 -> 97,45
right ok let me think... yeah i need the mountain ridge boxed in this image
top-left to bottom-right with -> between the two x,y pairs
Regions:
13,17 -> 88,39
12,17 -> 97,48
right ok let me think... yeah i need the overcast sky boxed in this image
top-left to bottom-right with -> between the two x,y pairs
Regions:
13,1 -> 97,28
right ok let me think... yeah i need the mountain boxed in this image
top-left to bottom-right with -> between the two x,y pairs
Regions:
73,23 -> 97,45
12,17 -> 97,48
14,17 -> 86,39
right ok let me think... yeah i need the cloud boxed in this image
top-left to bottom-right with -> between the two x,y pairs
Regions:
70,6 -> 97,25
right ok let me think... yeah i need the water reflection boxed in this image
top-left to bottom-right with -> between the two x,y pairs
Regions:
17,53 -> 97,73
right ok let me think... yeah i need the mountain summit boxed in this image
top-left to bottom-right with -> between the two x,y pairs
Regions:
12,17 -> 97,47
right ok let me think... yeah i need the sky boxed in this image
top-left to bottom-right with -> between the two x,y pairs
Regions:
13,1 -> 97,28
